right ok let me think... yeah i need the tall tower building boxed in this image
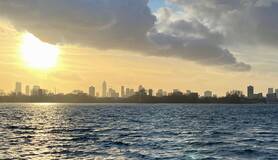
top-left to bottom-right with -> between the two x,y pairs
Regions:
247,85 -> 254,98
149,89 -> 153,97
102,81 -> 107,97
15,82 -> 22,95
121,86 -> 125,97
89,86 -> 96,97
25,85 -> 30,96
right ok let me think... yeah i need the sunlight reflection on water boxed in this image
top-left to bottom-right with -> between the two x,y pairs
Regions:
1,103 -> 278,159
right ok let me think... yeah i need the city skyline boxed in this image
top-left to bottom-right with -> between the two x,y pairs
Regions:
2,81 -> 278,99
2,80 -> 278,104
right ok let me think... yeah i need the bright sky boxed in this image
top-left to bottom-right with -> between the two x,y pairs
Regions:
0,0 -> 278,96
148,0 -> 165,11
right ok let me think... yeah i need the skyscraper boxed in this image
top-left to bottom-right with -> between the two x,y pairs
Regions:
102,81 -> 107,97
148,89 -> 153,97
247,85 -> 254,98
89,86 -> 96,97
25,85 -> 30,96
15,82 -> 22,95
121,86 -> 125,97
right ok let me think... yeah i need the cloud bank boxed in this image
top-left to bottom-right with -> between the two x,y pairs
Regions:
2,0 -> 274,71
167,0 -> 278,48
0,0 -> 155,51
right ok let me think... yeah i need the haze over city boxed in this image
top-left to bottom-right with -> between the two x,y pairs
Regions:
0,0 -> 278,96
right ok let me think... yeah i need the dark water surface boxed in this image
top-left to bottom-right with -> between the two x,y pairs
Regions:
0,103 -> 278,160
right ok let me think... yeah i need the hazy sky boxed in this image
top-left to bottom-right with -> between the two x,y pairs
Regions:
0,0 -> 278,96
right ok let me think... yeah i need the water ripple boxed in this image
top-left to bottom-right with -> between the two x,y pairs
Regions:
1,103 -> 278,159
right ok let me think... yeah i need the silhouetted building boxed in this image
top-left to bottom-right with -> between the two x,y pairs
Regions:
156,89 -> 164,97
38,89 -> 47,96
226,90 -> 244,97
247,85 -> 254,98
25,85 -> 30,96
108,88 -> 119,98
89,86 -> 96,97
247,85 -> 263,99
126,88 -> 130,97
252,93 -> 263,99
125,88 -> 135,97
102,81 -> 107,97
130,89 -> 135,96
108,88 -> 113,97
32,85 -> 40,96
148,89 -> 153,97
15,82 -> 22,95
138,85 -> 144,92
275,89 -> 278,98
204,90 -> 213,97
172,89 -> 183,96
266,93 -> 277,103
121,86 -> 125,97
189,92 -> 199,99
72,90 -> 85,96
268,88 -> 274,94
137,87 -> 147,97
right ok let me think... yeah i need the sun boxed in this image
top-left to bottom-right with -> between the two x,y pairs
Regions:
20,33 -> 60,69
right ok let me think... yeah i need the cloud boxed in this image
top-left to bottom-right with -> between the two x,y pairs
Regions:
167,0 -> 278,48
0,0 -> 252,71
0,0 -> 155,51
148,7 -> 251,71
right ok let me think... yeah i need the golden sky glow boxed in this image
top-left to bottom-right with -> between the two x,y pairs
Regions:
1,1 -> 278,97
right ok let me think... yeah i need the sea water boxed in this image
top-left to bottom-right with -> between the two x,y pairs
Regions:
0,103 -> 278,160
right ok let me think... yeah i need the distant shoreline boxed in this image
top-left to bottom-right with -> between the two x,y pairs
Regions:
0,94 -> 271,104
0,102 -> 270,104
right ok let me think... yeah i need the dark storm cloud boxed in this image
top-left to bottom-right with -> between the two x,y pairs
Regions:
0,0 -> 155,51
0,0 -> 253,71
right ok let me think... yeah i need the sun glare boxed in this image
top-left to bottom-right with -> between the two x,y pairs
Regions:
21,33 -> 59,69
